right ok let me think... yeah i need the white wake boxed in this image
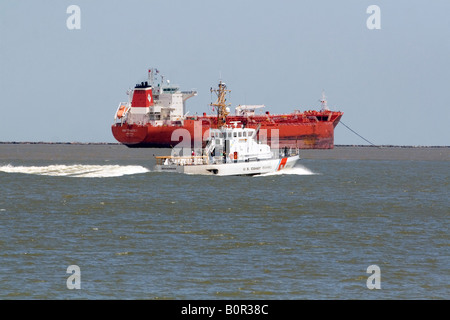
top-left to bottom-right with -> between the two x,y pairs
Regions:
0,164 -> 150,178
256,165 -> 316,177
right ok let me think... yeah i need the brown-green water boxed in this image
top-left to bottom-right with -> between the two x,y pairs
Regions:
0,144 -> 448,299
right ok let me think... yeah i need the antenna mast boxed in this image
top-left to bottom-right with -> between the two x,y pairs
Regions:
210,80 -> 231,128
320,90 -> 329,111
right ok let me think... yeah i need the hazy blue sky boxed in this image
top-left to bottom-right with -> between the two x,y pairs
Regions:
1,0 -> 449,145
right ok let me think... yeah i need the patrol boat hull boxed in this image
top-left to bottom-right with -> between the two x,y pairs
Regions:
154,155 -> 300,176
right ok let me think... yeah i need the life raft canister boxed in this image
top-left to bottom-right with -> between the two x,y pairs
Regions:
234,151 -> 238,160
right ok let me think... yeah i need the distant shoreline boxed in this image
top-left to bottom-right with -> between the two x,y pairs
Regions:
0,141 -> 120,146
0,141 -> 448,148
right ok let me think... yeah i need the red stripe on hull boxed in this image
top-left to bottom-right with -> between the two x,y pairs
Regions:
277,157 -> 288,170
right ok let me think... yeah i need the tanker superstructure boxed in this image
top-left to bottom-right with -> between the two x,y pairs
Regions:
111,68 -> 343,149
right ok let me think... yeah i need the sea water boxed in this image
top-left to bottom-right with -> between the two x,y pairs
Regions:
0,144 -> 448,299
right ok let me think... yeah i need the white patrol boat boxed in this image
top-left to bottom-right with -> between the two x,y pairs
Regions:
154,124 -> 300,176
154,81 -> 300,176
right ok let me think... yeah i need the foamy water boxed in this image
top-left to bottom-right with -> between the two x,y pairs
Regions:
0,164 -> 150,178
257,165 -> 317,177
0,163 -> 313,178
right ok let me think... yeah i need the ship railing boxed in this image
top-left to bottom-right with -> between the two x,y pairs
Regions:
181,90 -> 198,95
155,155 -> 209,166
278,147 -> 300,157
211,156 -> 227,164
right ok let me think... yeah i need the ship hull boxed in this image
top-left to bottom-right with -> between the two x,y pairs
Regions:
154,155 -> 300,176
112,112 -> 342,149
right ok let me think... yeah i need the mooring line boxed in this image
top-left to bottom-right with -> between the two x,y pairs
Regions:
340,121 -> 379,147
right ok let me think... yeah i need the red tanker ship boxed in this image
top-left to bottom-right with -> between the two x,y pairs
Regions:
111,69 -> 343,149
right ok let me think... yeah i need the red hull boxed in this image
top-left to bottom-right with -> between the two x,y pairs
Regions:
112,111 -> 343,149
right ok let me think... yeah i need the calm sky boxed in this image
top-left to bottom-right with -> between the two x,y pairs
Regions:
1,0 -> 449,146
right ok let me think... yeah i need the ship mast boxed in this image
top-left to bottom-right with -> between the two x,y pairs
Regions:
210,80 -> 231,129
320,90 -> 329,111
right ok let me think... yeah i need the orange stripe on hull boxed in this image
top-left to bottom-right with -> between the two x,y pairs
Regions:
277,157 -> 288,171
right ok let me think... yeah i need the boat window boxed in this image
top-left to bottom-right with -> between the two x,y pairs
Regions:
228,132 -> 232,138
233,132 -> 237,137
243,132 -> 247,137
238,132 -> 242,137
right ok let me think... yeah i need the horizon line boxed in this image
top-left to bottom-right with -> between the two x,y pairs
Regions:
0,141 -> 449,148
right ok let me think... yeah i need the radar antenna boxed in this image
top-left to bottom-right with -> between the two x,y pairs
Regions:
210,80 -> 231,128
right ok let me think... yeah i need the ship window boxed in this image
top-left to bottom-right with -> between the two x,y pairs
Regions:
233,132 -> 237,137
243,132 -> 247,137
228,132 -> 232,138
238,132 -> 242,137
